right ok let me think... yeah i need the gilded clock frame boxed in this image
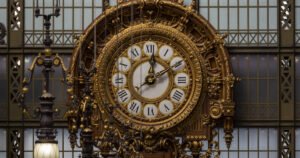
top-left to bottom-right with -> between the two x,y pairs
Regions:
68,0 -> 236,150
94,23 -> 205,132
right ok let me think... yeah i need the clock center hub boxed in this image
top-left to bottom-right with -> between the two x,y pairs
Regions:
145,75 -> 156,85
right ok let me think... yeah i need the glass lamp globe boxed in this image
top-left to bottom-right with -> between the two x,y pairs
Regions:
34,142 -> 59,158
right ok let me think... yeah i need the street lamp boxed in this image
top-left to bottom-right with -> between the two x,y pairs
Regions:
18,0 -> 66,158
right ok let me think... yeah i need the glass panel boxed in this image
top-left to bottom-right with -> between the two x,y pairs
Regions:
259,128 -> 268,150
209,8 -> 218,29
239,8 -> 248,29
220,151 -> 228,158
296,128 -> 300,150
0,0 -> 6,7
229,8 -> 238,30
95,0 -> 103,7
249,8 -> 258,29
249,128 -> 258,150
25,8 -> 34,30
199,0 -> 208,6
269,8 -> 277,30
64,8 -> 72,30
219,129 -> 227,150
24,129 -> 34,151
199,8 -> 208,20
231,129 -> 238,150
240,0 -> 247,6
259,0 -> 268,6
269,128 -> 278,150
84,0 -> 93,7
269,0 -> 277,6
74,0 -> 83,7
209,0 -> 218,6
229,152 -> 238,158
84,8 -> 93,29
229,0 -> 238,6
259,152 -> 268,158
0,10 -> 6,24
249,152 -> 258,158
239,152 -> 248,158
259,8 -> 268,29
219,8 -> 228,30
24,152 -> 33,158
0,129 -> 6,150
74,8 -> 83,30
56,129 -> 63,150
0,153 -> 6,158
219,0 -> 228,6
239,128 -> 248,150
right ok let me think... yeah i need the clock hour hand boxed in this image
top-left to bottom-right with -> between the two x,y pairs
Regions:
154,60 -> 183,79
148,53 -> 156,74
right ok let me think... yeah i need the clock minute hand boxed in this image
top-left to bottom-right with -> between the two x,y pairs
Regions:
155,60 -> 183,79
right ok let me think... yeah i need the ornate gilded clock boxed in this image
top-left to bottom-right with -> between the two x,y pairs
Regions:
68,0 -> 236,157
95,24 -> 206,132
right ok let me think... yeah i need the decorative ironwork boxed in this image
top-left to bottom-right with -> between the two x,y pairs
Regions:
0,23 -> 6,44
296,32 -> 300,45
225,32 -> 278,46
280,0 -> 292,30
280,55 -> 293,104
10,0 -> 21,31
9,56 -> 22,104
9,129 -> 23,158
24,32 -> 81,46
281,129 -> 292,158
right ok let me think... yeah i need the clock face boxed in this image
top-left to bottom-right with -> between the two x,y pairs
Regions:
111,41 -> 191,120
94,23 -> 204,132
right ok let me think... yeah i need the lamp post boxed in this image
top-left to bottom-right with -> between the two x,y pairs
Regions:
18,0 -> 66,158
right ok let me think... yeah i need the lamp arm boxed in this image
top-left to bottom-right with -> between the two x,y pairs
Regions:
24,55 -> 40,86
53,54 -> 69,85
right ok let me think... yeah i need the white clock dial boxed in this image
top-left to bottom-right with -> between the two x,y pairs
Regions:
117,88 -> 131,104
174,73 -> 189,87
159,45 -> 173,61
143,41 -> 158,56
143,104 -> 158,118
127,100 -> 142,115
127,45 -> 142,61
170,57 -> 185,71
159,100 -> 174,115
117,57 -> 131,72
112,73 -> 127,87
170,88 -> 185,104
132,61 -> 170,99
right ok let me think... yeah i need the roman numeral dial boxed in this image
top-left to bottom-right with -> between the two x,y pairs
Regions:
175,73 -> 189,87
143,104 -> 158,118
112,73 -> 127,87
170,88 -> 185,104
127,45 -> 142,61
110,40 -> 192,121
127,100 -> 142,115
143,41 -> 158,56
